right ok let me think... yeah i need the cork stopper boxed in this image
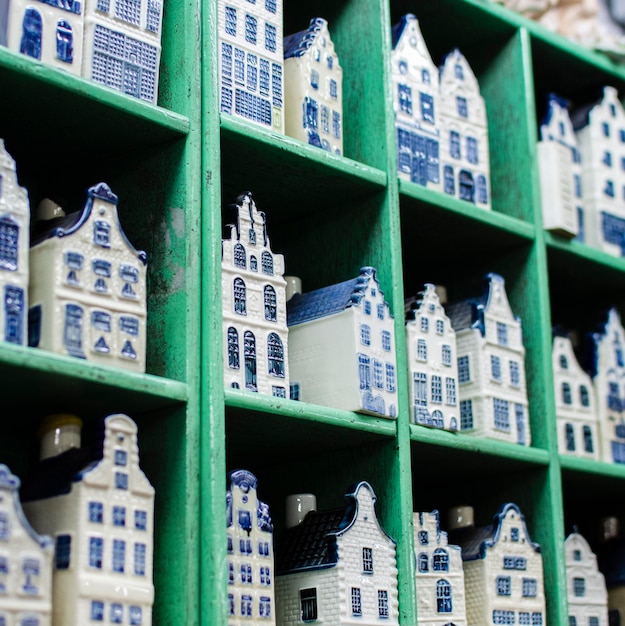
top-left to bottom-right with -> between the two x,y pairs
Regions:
447,505 -> 475,530
38,413 -> 83,460
599,516 -> 619,543
285,276 -> 302,301
285,493 -> 316,529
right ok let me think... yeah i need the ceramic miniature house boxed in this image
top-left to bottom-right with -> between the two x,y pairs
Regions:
226,469 -> 275,624
82,0 -> 164,103
21,413 -> 155,626
588,307 -> 625,463
537,94 -> 584,239
28,182 -> 147,372
222,192 -> 289,397
439,48 -> 491,208
391,14 -> 441,191
565,530 -> 609,626
414,510 -> 467,626
0,139 -> 29,346
597,517 -> 625,626
446,273 -> 530,445
0,463 -> 53,625
0,0 -> 84,74
552,332 -> 599,459
275,481 -> 399,625
574,86 -> 625,257
449,503 -> 546,626
287,266 -> 398,418
218,0 -> 284,132
283,18 -> 343,155
405,284 -> 459,430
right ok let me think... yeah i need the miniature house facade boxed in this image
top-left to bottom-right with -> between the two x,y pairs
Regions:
22,413 -> 155,626
589,307 -> 625,463
275,481 -> 399,625
538,94 -> 583,238
575,86 -> 625,257
446,273 -> 530,445
287,266 -> 398,418
0,139 -> 29,346
28,182 -> 147,372
0,464 -> 53,626
283,18 -> 343,155
217,0 -> 284,132
406,284 -> 459,430
565,531 -> 609,626
391,14 -> 441,191
414,510 -> 467,626
226,469 -> 275,625
439,48 -> 491,209
552,333 -> 599,459
222,192 -> 290,398
450,503 -> 546,626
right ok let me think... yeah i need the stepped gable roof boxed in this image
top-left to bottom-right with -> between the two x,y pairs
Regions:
391,13 -> 417,49
284,18 -> 328,59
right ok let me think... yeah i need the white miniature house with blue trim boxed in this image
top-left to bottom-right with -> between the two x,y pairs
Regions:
538,94 -> 584,238
552,331 -> 599,459
446,273 -> 530,445
226,469 -> 275,625
287,267 -> 398,418
406,284 -> 459,430
565,530 -> 609,626
21,413 -> 155,626
414,510 -> 467,626
0,463 -> 53,625
574,86 -> 625,257
449,503 -> 546,626
218,0 -> 284,132
275,481 -> 399,625
391,14 -> 441,191
222,192 -> 290,398
0,139 -> 29,346
283,18 -> 343,155
439,48 -> 491,208
28,182 -> 147,372
588,307 -> 625,463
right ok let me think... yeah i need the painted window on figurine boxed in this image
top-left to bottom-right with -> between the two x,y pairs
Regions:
89,537 -> 104,568
442,344 -> 452,366
565,424 -> 575,451
421,68 -> 430,84
265,23 -> 277,52
233,243 -> 246,268
359,353 -> 371,390
494,398 -> 510,431
496,322 -> 508,345
496,576 -> 511,596
385,363 -> 396,392
460,399 -> 473,430
436,319 -> 444,334
420,93 -> 434,123
0,216 -> 19,271
115,472 -> 128,490
4,286 -> 23,345
510,361 -> 520,386
245,15 -> 257,44
261,251 -> 273,275
264,286 -> 277,321
378,590 -> 389,618
431,375 -> 442,403
332,111 -> 341,139
147,1 -> 161,33
445,378 -> 456,405
444,165 -> 455,195
55,535 -> 71,569
94,220 -> 111,247
532,613 -> 543,625
477,175 -> 488,203
239,563 -> 252,583
20,8 -> 42,60
457,96 -> 468,118
134,543 -> 146,576
64,303 -> 85,357
259,597 -> 271,618
241,596 -> 253,617
491,355 -> 501,381
228,327 -> 239,369
265,0 -> 276,12
260,566 -> 271,585
129,606 -> 142,625
234,49 -> 245,85
225,6 -> 237,35
56,20 -> 74,63
373,360 -> 384,389
310,70 -> 319,90
89,501 -> 104,523
418,553 -> 428,572
21,558 -> 39,595
414,372 -> 427,406
450,131 -> 460,159
573,577 -> 585,596
418,530 -> 428,545
398,84 -> 412,116
522,578 -> 537,597
459,170 -> 474,201
520,613 -> 531,625
433,549 -> 449,572
603,122 -> 610,137
381,330 -> 391,352
562,382 -> 572,405
605,180 -> 615,197
559,355 -> 568,369
583,426 -> 594,453
436,580 -> 452,612
351,587 -> 362,616
574,174 -> 582,198
111,603 -> 123,624
301,588 -> 318,621
113,506 -> 126,526
267,333 -> 285,377
609,381 -> 622,411
116,0 -> 141,25
588,618 -> 599,626
97,0 -> 110,10
466,137 -> 478,164
604,151 -> 613,167
360,324 -> 371,346
113,539 -> 125,573
494,610 -> 516,624
233,278 -> 246,315
362,547 -> 373,573
458,355 -> 470,383
247,55 -> 257,92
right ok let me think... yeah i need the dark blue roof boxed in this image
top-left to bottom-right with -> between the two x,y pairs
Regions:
585,307 -> 620,378
391,13 -> 416,50
541,93 -> 570,128
284,18 -> 327,59
287,266 -> 389,326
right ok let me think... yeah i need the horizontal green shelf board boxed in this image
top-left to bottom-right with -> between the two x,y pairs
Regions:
0,343 -> 187,415
546,232 -> 625,273
560,454 -> 625,479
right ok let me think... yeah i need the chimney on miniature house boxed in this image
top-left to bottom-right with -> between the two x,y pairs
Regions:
285,493 -> 317,529
447,505 -> 475,530
38,413 -> 83,460
285,275 -> 302,302
33,198 -> 65,223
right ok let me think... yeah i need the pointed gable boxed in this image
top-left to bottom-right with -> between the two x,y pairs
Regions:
284,17 -> 330,60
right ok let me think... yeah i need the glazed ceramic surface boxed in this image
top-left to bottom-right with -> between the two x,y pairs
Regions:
538,94 -> 583,238
552,333 -> 599,459
413,510 -> 467,626
449,503 -> 546,626
28,182 -> 147,372
406,284 -> 460,430
217,0 -> 284,132
0,139 -> 29,346
0,464 -> 53,626
275,481 -> 399,625
565,531 -> 609,626
21,414 -> 155,626
287,266 -> 398,418
446,273 -> 530,445
226,469 -> 275,625
222,191 -> 289,398
283,18 -> 343,155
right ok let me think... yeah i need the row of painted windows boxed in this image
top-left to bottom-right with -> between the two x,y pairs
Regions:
0,555 -> 41,596
413,373 -> 457,406
396,129 -> 440,185
228,562 -> 271,586
601,211 -> 625,252
0,216 -> 19,272
351,587 -> 390,617
228,593 -> 272,618
600,150 -> 625,172
360,324 -> 392,351
417,549 -> 449,572
443,166 -> 489,204
364,300 -> 387,320
503,556 -> 527,570
601,179 -> 625,201
493,398 -> 526,438
90,600 -> 144,624
303,97 -> 341,139
87,537 -> 147,575
449,131 -> 479,164
221,44 -> 281,104
564,423 -> 594,453
560,381 -> 591,407
88,501 -> 148,530
359,354 -> 397,393
569,617 -> 600,626
232,244 -> 274,274
419,316 -> 446,334
227,327 -> 284,385
601,116 -> 625,139
224,7 -> 278,51
19,8 -> 75,63
496,576 -> 538,597
227,535 -> 270,557
415,339 -> 452,366
494,610 -> 543,625
309,71 -> 338,100
64,252 -> 140,299
490,355 -> 522,386
397,85 -> 436,126
232,278 -> 278,319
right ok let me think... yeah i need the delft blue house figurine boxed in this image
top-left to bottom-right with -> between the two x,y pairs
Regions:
0,139 -> 29,346
218,0 -> 284,132
283,18 -> 343,155
28,183 -> 148,372
226,469 -> 276,624
287,267 -> 398,419
446,273 -> 530,445
275,481 -> 399,625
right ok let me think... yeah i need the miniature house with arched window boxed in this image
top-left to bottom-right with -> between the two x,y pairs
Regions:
222,191 -> 290,398
28,182 -> 147,372
0,139 -> 29,346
